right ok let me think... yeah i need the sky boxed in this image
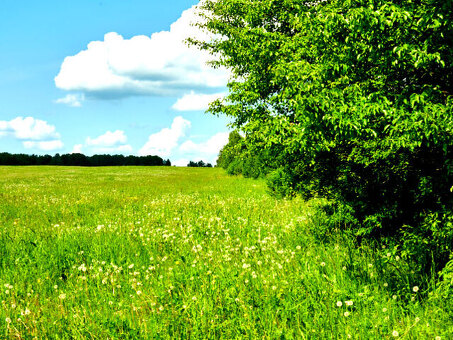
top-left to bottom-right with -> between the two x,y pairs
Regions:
0,0 -> 231,166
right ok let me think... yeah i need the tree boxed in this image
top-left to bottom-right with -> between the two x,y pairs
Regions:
195,0 -> 453,271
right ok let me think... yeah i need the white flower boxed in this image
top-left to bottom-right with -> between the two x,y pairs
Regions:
320,262 -> 326,267
5,317 -> 11,324
336,301 -> 343,307
392,330 -> 399,337
344,311 -> 350,317
136,290 -> 142,295
192,296 -> 197,301
345,300 -> 353,306
412,286 -> 419,293
59,293 -> 66,300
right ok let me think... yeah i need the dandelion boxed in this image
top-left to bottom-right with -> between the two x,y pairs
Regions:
395,256 -> 400,261
296,245 -> 301,250
345,300 -> 353,306
382,308 -> 388,312
336,301 -> 343,307
192,296 -> 197,301
5,317 -> 11,324
392,330 -> 399,337
344,311 -> 350,317
24,308 -> 30,315
384,283 -> 388,287
415,317 -> 420,323
320,262 -> 326,267
272,285 -> 277,290
128,264 -> 134,269
59,293 -> 66,300
136,290 -> 142,295
435,337 -> 441,340
412,286 -> 419,293
392,295 -> 397,300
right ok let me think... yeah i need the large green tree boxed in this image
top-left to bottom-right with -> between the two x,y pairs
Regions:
195,0 -> 453,269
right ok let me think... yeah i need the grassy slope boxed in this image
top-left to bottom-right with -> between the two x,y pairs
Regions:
0,166 -> 450,339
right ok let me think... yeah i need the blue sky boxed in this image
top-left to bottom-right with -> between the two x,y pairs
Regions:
0,0 -> 231,165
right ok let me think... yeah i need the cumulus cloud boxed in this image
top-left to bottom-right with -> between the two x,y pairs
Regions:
172,91 -> 226,111
83,130 -> 132,154
71,144 -> 83,154
139,116 -> 191,157
179,132 -> 229,164
55,4 -> 228,99
86,130 -> 127,147
23,140 -> 64,151
0,116 -> 60,140
54,94 -> 84,107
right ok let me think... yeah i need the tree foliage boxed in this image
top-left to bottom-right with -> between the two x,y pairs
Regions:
196,0 -> 453,270
0,152 -> 170,167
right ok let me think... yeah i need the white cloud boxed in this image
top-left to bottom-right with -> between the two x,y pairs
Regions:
172,158 -> 190,167
172,91 -> 226,111
71,144 -> 83,154
54,94 -> 84,107
139,116 -> 191,157
82,130 -> 132,154
55,5 -> 228,99
86,130 -> 127,147
23,140 -> 64,151
179,132 -> 229,164
91,144 -> 133,154
0,116 -> 60,140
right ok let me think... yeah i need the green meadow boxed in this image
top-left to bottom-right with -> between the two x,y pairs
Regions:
0,166 -> 451,339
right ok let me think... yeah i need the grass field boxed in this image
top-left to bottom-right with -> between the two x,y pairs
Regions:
0,166 -> 451,339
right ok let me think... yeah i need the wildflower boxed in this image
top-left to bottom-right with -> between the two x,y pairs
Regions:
435,337 -> 441,340
59,293 -> 66,300
296,245 -> 301,250
384,283 -> 388,287
136,290 -> 142,295
320,262 -> 326,267
382,308 -> 387,312
415,317 -> 420,323
192,296 -> 197,301
392,330 -> 399,337
5,317 -> 11,324
345,300 -> 353,306
24,308 -> 30,315
368,263 -> 373,268
412,286 -> 419,293
272,286 -> 277,290
392,295 -> 397,300
336,301 -> 343,307
344,311 -> 350,317
128,264 -> 134,269
395,256 -> 400,261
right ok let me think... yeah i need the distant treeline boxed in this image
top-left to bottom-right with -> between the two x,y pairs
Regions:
187,160 -> 213,168
0,152 -> 171,167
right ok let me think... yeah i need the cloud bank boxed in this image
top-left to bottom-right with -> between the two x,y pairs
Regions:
0,117 -> 63,151
139,116 -> 191,157
139,116 -> 229,165
55,5 -> 228,101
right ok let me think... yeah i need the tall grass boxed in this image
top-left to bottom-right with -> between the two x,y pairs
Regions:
0,166 -> 450,339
